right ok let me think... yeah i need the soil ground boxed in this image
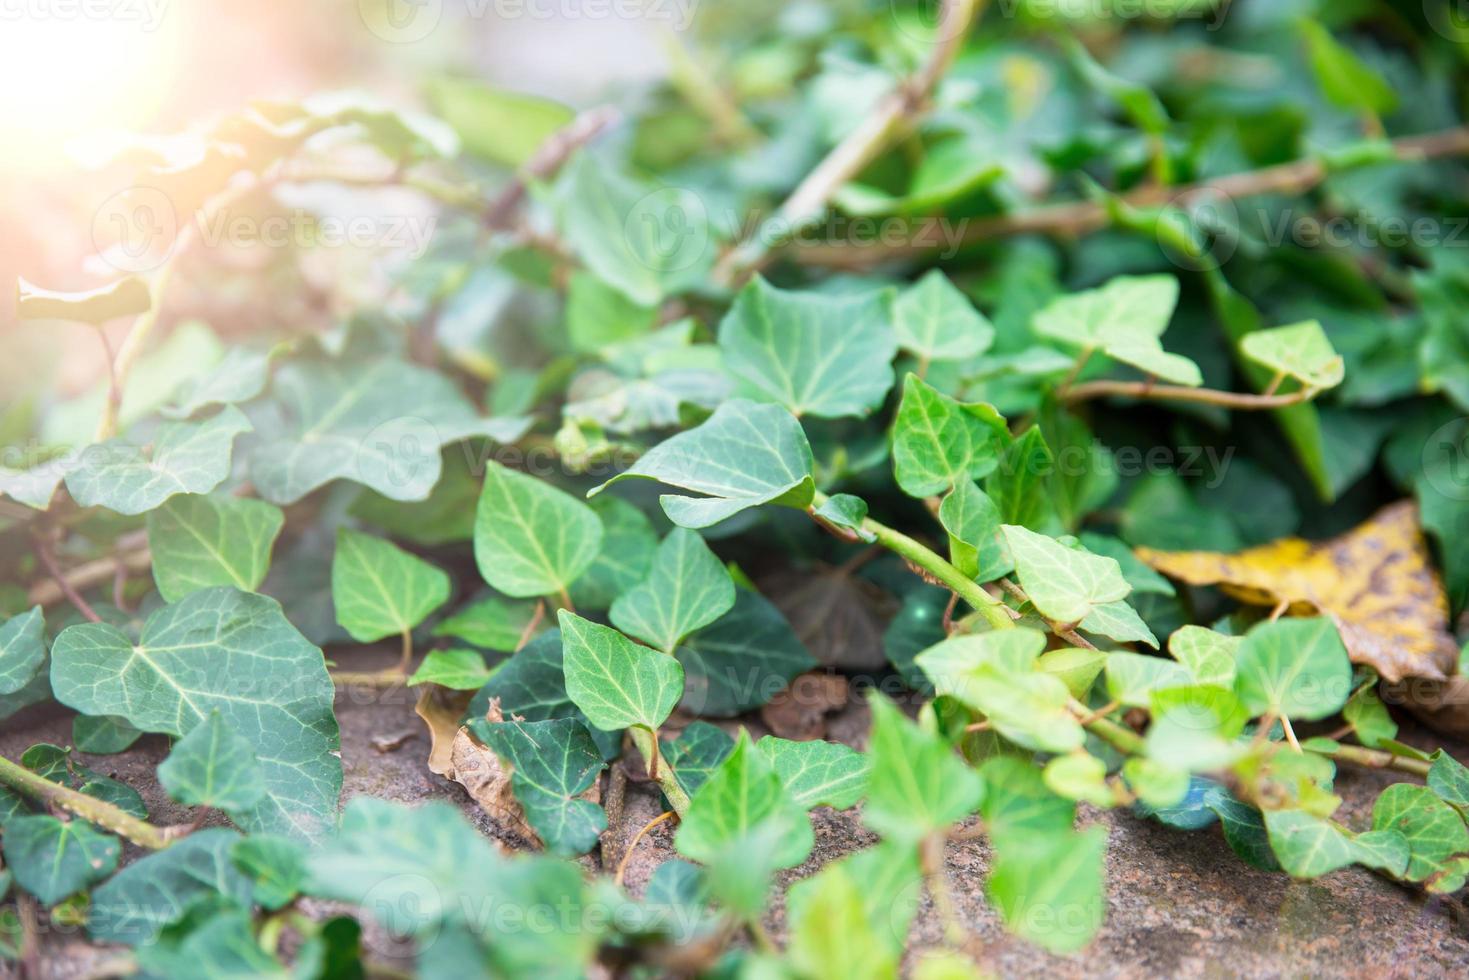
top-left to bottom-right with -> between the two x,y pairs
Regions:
5,644 -> 1468,979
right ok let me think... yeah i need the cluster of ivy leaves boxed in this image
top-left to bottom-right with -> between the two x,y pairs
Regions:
3,0 -> 1469,976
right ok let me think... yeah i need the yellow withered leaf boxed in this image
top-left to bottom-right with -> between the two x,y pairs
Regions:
1135,501 -> 1458,684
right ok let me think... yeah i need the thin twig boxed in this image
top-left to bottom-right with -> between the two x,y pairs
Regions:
32,532 -> 101,623
1063,379 -> 1319,409
516,600 -> 546,652
614,810 -> 674,887
793,124 -> 1469,269
483,106 -> 622,230
714,0 -> 984,285
27,544 -> 151,608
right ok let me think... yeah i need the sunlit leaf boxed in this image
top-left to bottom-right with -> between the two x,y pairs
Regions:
891,374 -> 1006,498
332,528 -> 450,642
474,463 -> 603,599
757,736 -> 869,810
892,270 -> 995,362
1233,617 -> 1352,721
147,494 -> 284,602
610,528 -> 735,653
863,694 -> 985,842
1003,525 -> 1131,624
16,275 -> 150,325
1239,320 -> 1345,390
558,611 -> 682,733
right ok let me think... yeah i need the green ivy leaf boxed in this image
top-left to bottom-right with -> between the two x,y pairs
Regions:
50,587 -> 341,837
1371,783 -> 1469,882
569,497 -> 660,610
147,495 -> 285,602
674,732 -> 813,914
1343,679 -> 1397,748
978,757 -> 1075,840
1428,750 -> 1469,806
1265,809 -> 1409,879
1233,617 -> 1352,721
891,375 -> 1007,498
757,736 -> 869,810
718,277 -> 897,418
0,607 -> 45,696
610,529 -> 735,653
231,835 -> 306,911
985,425 -> 1058,532
812,493 -> 876,543
474,462 -> 604,598
472,717 -> 607,857
1079,599 -> 1158,648
331,528 -> 450,642
592,399 -> 815,528
987,825 -> 1106,954
664,722 -> 735,798
72,715 -> 141,755
408,649 -> 494,690
1032,275 -> 1201,386
565,271 -> 657,353
1105,652 -> 1194,708
1203,786 -> 1278,871
864,694 -> 984,843
65,407 -> 251,516
1002,525 -> 1131,624
248,355 -> 528,505
467,629 -> 619,759
677,589 -> 816,717
89,829 -> 253,945
1,816 -> 119,905
427,77 -> 573,168
938,481 -> 1010,582
786,858 -> 898,980
158,710 -> 268,816
163,347 -> 276,420
1167,625 -> 1239,688
433,595 -> 542,653
558,611 -> 682,733
892,270 -> 995,362
16,275 -> 151,325
1238,321 -> 1345,390
1038,647 -> 1108,700
1298,18 -> 1397,115
1145,685 -> 1249,772
1044,752 -> 1115,808
136,908 -> 288,978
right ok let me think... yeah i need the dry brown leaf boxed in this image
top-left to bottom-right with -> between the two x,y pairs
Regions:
414,685 -> 471,777
414,688 -> 537,843
760,671 -> 849,741
1136,500 -> 1458,684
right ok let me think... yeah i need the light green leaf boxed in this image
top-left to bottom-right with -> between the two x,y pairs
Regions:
892,375 -> 1007,498
1238,320 -> 1345,390
611,528 -> 735,653
426,77 -> 573,168
1002,525 -> 1131,624
916,628 -> 1047,696
88,829 -> 251,945
674,731 -> 813,889
978,757 -> 1076,841
472,717 -> 607,857
553,155 -> 712,307
786,858 -> 898,980
1343,679 -> 1397,748
863,694 -> 985,843
986,425 -> 1058,532
1079,599 -> 1158,648
590,399 -> 815,528
1105,652 -> 1193,708
1298,18 -> 1397,115
1123,757 -> 1190,809
0,607 -> 45,696
757,736 -> 869,810
1428,750 -> 1469,806
147,495 -> 284,602
16,275 -> 150,325
893,270 -> 994,362
987,825 -> 1106,954
1265,809 -> 1409,879
558,611 -> 682,732
231,835 -> 306,911
50,587 -> 341,837
812,493 -> 875,543
408,649 -> 494,690
718,277 -> 897,419
565,271 -> 657,353
432,595 -> 542,653
0,456 -> 74,510
2,816 -> 119,905
1233,617 -> 1352,721
136,908 -> 288,978
1372,783 -> 1469,882
65,407 -> 251,516
248,355 -> 528,505
938,481 -> 1010,581
158,710 -> 268,815
332,528 -> 450,642
72,715 -> 141,755
1168,625 -> 1239,688
474,463 -> 603,598
1145,685 -> 1249,772
1044,752 -> 1115,808
163,347 -> 276,420
1038,647 -> 1108,700
677,590 -> 817,716
1033,275 -> 1200,385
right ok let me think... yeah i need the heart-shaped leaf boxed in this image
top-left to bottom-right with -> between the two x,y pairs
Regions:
332,528 -> 450,642
1233,617 -> 1352,721
1002,525 -> 1131,624
891,374 -> 1007,498
147,494 -> 284,602
757,736 -> 868,810
987,826 -> 1106,953
558,611 -> 682,733
590,399 -> 815,528
471,717 -> 607,856
1168,625 -> 1240,687
158,709 -> 268,816
893,270 -> 995,362
89,829 -> 252,945
1372,783 -> 1469,881
409,649 -> 494,690
1239,320 -> 1345,390
718,277 -> 897,418
2,815 -> 119,905
1032,275 -> 1201,386
474,463 -> 604,599
65,407 -> 251,516
50,587 -> 341,837
864,694 -> 985,842
610,528 -> 735,654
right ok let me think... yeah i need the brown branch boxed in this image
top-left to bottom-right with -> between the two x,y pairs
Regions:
1062,379 -> 1320,409
27,543 -> 151,609
0,755 -> 178,850
793,124 -> 1469,269
483,105 -> 622,230
32,532 -> 102,623
714,0 -> 984,285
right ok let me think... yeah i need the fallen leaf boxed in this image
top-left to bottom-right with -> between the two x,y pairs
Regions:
414,685 -> 472,777
1136,501 -> 1458,685
760,672 -> 849,741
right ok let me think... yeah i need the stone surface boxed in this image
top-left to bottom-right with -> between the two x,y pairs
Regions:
5,645 -> 1469,978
